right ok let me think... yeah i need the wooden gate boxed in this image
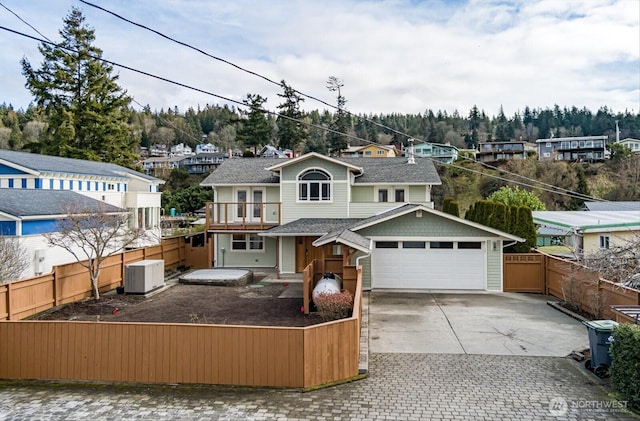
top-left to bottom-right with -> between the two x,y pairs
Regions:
503,253 -> 545,293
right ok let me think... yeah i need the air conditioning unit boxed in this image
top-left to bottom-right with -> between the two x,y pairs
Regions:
124,260 -> 165,294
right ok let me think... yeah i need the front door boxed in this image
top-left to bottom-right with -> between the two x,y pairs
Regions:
295,236 -> 323,272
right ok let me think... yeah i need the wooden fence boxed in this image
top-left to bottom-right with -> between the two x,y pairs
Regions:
0,238 -> 186,321
0,264 -> 362,389
504,252 -> 640,319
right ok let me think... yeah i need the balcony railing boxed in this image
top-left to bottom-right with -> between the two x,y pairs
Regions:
205,202 -> 281,231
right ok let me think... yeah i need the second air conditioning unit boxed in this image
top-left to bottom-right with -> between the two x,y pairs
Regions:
124,259 -> 165,294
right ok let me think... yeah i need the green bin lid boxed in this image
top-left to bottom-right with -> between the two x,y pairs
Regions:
582,320 -> 618,331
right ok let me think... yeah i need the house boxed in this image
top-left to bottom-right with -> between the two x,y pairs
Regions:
179,152 -> 226,175
170,143 -> 193,156
533,210 -> 640,255
0,150 -> 163,278
616,138 -> 640,154
200,152 -> 523,291
195,143 -> 219,154
536,135 -> 609,162
140,156 -> 184,177
476,141 -> 527,163
412,142 -> 459,163
340,144 -> 398,158
258,145 -> 291,158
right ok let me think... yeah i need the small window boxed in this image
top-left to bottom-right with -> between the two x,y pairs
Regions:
328,244 -> 342,256
231,234 -> 264,251
546,142 -> 552,147
364,150 -> 372,156
377,150 -> 385,155
298,169 -> 331,201
403,241 -> 426,249
458,242 -> 482,249
599,235 -> 610,250
378,189 -> 388,202
543,152 -> 550,158
375,241 -> 398,249
395,189 -> 405,202
430,241 -> 454,249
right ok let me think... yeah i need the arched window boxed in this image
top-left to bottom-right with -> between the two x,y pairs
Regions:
298,169 -> 331,201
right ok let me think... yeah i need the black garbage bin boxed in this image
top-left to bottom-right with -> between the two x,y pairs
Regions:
583,319 -> 618,377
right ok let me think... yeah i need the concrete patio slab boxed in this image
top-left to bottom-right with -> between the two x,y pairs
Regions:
369,291 -> 589,356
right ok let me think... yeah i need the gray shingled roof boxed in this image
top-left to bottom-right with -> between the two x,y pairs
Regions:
337,157 -> 441,184
200,155 -> 441,186
0,149 -> 161,182
583,201 -> 640,212
200,158 -> 281,185
262,218 -> 364,236
0,189 -> 124,217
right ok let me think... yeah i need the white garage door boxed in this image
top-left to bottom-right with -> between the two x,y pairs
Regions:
372,240 -> 486,289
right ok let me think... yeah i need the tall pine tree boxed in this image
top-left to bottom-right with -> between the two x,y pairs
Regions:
21,7 -> 137,167
276,80 -> 307,151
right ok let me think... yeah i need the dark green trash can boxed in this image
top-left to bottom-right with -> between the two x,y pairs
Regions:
583,320 -> 618,376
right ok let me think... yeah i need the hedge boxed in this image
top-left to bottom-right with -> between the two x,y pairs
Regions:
610,323 -> 640,410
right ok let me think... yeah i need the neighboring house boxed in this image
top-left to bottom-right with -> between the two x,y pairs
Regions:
413,142 -> 459,163
340,144 -> 397,158
170,143 -> 193,156
476,141 -> 527,163
582,201 -> 640,212
196,143 -> 219,154
149,144 -> 169,157
200,152 -> 522,291
140,156 -> 184,177
0,150 -> 163,278
533,210 -> 640,255
535,135 -> 609,162
258,145 -> 291,158
617,138 -> 640,154
180,152 -> 226,175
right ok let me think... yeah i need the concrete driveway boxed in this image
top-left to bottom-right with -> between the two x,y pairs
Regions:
369,291 -> 589,356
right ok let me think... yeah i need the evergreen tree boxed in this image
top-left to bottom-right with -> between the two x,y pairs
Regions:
276,80 -> 307,151
21,7 -> 136,166
512,206 -> 536,253
236,94 -> 272,154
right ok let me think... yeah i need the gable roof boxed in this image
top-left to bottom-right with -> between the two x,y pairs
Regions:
0,149 -> 161,183
201,153 -> 441,186
314,203 -> 524,248
0,188 -> 124,218
265,152 -> 363,172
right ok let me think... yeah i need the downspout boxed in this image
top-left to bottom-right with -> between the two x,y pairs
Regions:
355,240 -> 373,289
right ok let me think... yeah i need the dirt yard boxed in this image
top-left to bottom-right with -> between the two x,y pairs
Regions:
36,280 -> 325,327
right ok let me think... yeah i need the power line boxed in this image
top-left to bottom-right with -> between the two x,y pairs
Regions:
78,0 -> 420,143
1,20 -> 631,208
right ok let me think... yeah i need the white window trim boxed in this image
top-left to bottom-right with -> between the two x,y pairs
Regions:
231,234 -> 265,252
296,168 -> 333,203
599,234 -> 610,250
375,186 -> 406,203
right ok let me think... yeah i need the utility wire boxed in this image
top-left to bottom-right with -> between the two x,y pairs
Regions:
78,0 -> 420,143
0,1 -> 53,43
1,19 -> 631,207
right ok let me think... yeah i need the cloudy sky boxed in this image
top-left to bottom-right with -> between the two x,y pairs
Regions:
1,0 -> 638,117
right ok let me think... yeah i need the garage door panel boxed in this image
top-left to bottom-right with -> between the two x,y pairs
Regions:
372,241 -> 486,290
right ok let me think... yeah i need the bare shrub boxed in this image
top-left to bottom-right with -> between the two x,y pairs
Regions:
0,235 -> 29,284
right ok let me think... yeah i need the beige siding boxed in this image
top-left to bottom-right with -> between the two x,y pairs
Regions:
351,186 -> 373,202
215,187 -> 234,202
280,158 -> 350,181
280,181 -> 350,223
408,185 -> 427,202
583,231 -> 638,255
358,211 -> 491,237
280,237 -> 296,273
215,235 -> 277,268
486,241 -> 503,291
